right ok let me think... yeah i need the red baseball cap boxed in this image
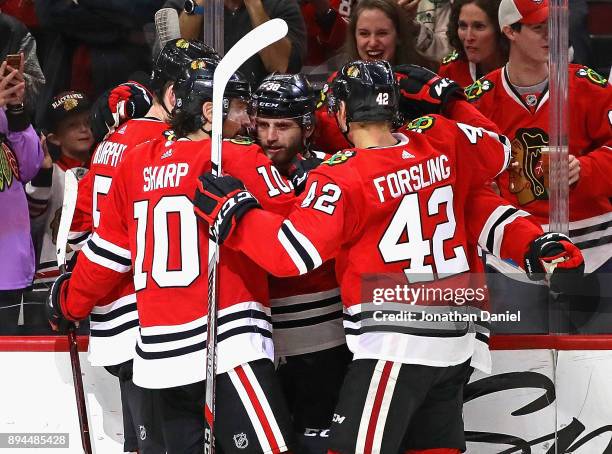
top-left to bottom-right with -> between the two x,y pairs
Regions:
498,0 -> 549,29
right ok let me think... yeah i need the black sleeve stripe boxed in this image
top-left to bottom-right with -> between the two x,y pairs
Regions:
68,232 -> 91,245
486,207 -> 518,253
87,238 -> 132,267
281,222 -> 315,272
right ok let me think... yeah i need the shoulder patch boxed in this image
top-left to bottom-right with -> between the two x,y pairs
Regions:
575,67 -> 608,88
465,78 -> 494,101
316,83 -> 329,109
229,136 -> 255,146
405,115 -> 436,133
441,50 -> 460,65
163,129 -> 177,142
322,150 -> 356,166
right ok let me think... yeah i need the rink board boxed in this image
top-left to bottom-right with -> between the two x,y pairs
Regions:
1,336 -> 612,453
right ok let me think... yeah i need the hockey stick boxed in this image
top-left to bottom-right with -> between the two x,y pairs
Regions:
204,18 -> 289,453
56,169 -> 93,454
56,170 -> 79,275
154,8 -> 181,53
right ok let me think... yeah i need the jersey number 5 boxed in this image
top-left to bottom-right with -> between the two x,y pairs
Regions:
378,185 -> 469,282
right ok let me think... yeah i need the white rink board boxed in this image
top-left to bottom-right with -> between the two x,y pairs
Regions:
465,349 -> 612,453
2,349 -> 612,453
0,352 -> 123,453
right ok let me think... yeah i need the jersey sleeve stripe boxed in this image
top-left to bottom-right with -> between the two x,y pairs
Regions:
479,205 -> 529,255
499,134 -> 512,173
278,220 -> 323,275
67,231 -> 91,250
482,130 -> 512,175
491,210 -> 531,257
82,234 -> 132,273
90,232 -> 131,259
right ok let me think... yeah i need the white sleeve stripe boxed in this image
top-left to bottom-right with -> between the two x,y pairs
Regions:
83,243 -> 131,273
493,210 -> 531,257
91,232 -> 131,259
279,220 -> 323,275
479,205 -> 516,252
278,226 -> 308,275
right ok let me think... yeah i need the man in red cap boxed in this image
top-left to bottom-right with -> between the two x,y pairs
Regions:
466,0 -> 612,333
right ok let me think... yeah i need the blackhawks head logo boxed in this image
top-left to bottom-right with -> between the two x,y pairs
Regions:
442,50 -> 460,65
405,115 -> 435,133
176,39 -> 190,49
346,65 -> 360,78
0,138 -> 19,192
465,78 -> 494,101
508,128 -> 549,205
317,83 -> 329,109
229,136 -> 254,146
575,67 -> 608,88
323,150 -> 356,166
191,59 -> 207,70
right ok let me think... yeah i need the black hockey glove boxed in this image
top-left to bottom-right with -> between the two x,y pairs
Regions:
193,172 -> 261,244
394,64 -> 463,122
46,273 -> 75,333
289,154 -> 323,196
90,81 -> 153,143
524,233 -> 585,294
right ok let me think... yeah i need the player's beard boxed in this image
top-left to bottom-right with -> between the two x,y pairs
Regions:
263,135 -> 303,176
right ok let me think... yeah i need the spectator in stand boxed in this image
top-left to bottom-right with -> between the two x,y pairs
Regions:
33,0 -> 164,123
345,0 -> 426,66
412,0 -> 453,65
0,9 -> 45,112
26,91 -> 92,304
440,0 -> 507,87
0,61 -> 43,332
164,0 -> 307,85
300,0 -> 348,67
467,0 -> 612,333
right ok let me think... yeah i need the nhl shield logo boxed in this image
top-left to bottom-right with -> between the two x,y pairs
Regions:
233,433 -> 248,449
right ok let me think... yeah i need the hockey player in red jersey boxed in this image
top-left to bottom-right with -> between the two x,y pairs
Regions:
63,40 -> 219,454
250,73 -> 351,453
194,60 -> 585,454
466,0 -> 612,331
312,63 -> 501,154
48,57 -> 297,453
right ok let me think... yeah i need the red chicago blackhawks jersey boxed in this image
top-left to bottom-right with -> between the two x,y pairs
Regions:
67,117 -> 168,367
467,64 -> 612,272
226,117 -> 544,372
61,137 -> 294,389
438,51 -> 477,88
312,71 -> 501,155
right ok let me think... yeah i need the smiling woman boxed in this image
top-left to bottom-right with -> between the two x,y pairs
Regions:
344,0 -> 426,66
441,0 -> 508,86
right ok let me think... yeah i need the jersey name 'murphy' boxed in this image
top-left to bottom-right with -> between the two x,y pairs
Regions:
143,163 -> 189,192
373,155 -> 451,203
92,141 -> 128,167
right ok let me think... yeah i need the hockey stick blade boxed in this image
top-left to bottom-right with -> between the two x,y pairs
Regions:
56,169 -> 79,274
210,18 -> 289,175
154,8 -> 181,49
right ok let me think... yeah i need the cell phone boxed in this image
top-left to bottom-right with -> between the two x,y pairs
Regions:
3,54 -> 22,76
